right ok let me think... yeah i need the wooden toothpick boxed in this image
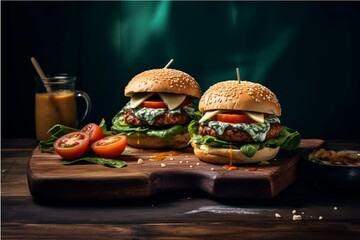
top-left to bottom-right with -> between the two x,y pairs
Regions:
236,68 -> 241,84
164,59 -> 174,69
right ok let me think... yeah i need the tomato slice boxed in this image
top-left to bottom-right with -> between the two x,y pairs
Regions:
54,132 -> 90,159
179,97 -> 193,107
81,123 -> 104,143
91,135 -> 127,158
141,100 -> 167,108
215,113 -> 257,124
141,97 -> 193,109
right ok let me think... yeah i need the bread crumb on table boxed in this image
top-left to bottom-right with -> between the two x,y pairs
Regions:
293,215 -> 302,221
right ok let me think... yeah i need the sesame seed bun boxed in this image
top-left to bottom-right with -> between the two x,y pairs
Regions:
199,80 -> 281,116
127,133 -> 190,149
125,68 -> 202,98
192,143 -> 280,164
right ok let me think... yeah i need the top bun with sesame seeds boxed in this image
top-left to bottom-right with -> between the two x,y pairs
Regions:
125,68 -> 202,98
199,80 -> 281,116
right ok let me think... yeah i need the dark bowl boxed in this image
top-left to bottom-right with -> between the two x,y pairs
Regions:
301,149 -> 360,187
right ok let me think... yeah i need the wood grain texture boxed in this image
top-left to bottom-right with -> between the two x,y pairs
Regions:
27,139 -> 324,201
3,222 -> 360,240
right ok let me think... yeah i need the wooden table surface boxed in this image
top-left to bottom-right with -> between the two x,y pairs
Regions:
2,138 -> 360,239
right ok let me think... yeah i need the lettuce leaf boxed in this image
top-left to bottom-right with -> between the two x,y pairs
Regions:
188,119 -> 301,158
111,114 -> 189,140
145,125 -> 188,140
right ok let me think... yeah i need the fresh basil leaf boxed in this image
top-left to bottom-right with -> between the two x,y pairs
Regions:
62,157 -> 127,168
280,126 -> 302,150
99,118 -> 107,135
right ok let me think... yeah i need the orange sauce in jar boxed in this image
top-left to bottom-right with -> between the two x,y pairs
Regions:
35,91 -> 77,140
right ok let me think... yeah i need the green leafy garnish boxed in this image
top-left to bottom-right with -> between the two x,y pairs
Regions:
62,157 -> 127,168
99,118 -> 108,135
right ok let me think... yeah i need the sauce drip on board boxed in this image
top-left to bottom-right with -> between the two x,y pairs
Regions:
223,165 -> 239,170
223,144 -> 239,170
148,151 -> 182,161
244,167 -> 258,171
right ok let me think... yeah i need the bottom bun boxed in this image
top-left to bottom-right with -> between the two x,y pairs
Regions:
192,143 -> 280,164
127,133 -> 190,149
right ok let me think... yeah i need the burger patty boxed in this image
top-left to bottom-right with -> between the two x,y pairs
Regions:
124,109 -> 190,126
199,122 -> 282,142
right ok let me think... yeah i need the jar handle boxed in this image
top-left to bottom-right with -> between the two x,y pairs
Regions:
75,90 -> 92,125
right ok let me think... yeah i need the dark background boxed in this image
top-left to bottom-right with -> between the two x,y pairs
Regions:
2,1 -> 360,140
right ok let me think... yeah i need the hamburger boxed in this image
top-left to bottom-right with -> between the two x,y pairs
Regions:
189,80 -> 301,164
111,68 -> 202,149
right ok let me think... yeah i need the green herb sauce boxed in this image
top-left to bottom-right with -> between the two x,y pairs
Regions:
122,102 -> 196,125
202,116 -> 280,142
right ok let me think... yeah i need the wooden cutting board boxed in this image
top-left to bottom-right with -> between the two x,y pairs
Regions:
27,139 -> 324,200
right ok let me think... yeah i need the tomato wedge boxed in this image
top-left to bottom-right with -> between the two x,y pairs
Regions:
81,123 -> 104,143
91,135 -> 127,158
216,113 -> 257,124
54,132 -> 90,159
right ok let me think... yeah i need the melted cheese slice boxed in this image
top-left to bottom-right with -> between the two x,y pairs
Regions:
158,93 -> 187,110
199,110 -> 265,123
199,110 -> 221,123
130,93 -> 154,108
244,111 -> 264,123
